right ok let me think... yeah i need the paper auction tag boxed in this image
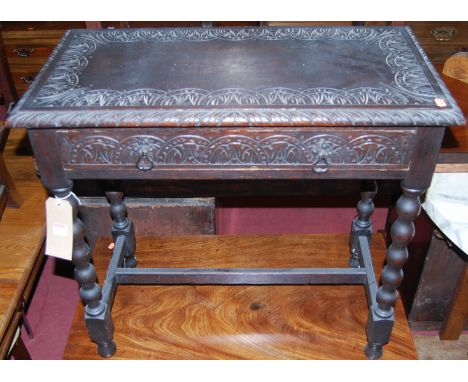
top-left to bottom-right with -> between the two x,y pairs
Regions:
45,197 -> 73,261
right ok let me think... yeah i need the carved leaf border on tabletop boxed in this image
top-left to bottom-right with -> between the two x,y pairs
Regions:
34,27 -> 436,108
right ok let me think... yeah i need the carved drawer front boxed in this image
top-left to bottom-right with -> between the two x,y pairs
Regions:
57,128 -> 417,180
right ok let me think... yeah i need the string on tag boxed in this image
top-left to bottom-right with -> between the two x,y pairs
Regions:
54,191 -> 81,206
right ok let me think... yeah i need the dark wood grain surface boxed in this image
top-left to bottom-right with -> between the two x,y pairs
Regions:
64,233 -> 417,359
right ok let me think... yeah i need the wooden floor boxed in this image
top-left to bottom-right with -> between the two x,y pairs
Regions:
64,233 -> 417,360
413,333 -> 468,360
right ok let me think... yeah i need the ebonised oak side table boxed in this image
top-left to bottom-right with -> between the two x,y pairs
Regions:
6,26 -> 465,359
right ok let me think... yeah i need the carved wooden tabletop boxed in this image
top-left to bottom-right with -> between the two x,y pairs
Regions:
6,26 -> 464,128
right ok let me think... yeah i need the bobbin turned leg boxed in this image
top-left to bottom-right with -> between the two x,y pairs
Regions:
52,185 -> 116,358
364,183 -> 423,359
106,191 -> 137,268
349,180 -> 378,268
27,130 -> 116,357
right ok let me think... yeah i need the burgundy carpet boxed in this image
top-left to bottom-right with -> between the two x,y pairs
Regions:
20,199 -> 391,359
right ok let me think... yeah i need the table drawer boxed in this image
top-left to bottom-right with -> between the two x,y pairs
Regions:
55,128 -> 417,180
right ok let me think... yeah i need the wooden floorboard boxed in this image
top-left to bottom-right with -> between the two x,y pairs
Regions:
64,233 -> 417,360
413,334 -> 468,360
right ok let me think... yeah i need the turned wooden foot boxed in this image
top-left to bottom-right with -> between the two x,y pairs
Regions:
364,343 -> 383,360
97,340 -> 117,358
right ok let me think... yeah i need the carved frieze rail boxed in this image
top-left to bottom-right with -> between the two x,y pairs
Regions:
57,129 -> 415,170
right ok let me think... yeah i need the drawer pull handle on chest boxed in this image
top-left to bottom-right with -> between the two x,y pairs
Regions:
20,76 -> 35,84
431,27 -> 457,41
312,155 -> 329,174
13,47 -> 35,57
136,151 -> 153,171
